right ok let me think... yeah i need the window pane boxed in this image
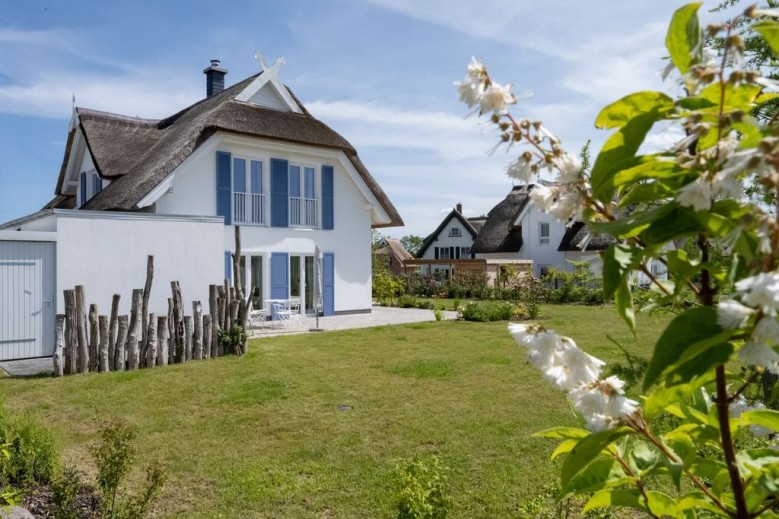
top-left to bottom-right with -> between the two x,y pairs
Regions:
251,161 -> 262,194
251,256 -> 262,309
233,158 -> 246,193
290,256 -> 301,297
304,167 -> 315,198
289,165 -> 301,197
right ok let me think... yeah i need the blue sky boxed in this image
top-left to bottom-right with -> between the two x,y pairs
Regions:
0,1 -> 734,237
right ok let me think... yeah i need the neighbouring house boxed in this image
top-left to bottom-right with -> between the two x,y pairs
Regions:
0,56 -> 402,360
417,203 -> 479,262
374,237 -> 413,275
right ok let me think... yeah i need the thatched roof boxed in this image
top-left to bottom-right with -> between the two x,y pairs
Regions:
467,216 -> 487,232
471,186 -> 531,254
557,221 -> 615,251
50,73 -> 403,228
376,237 -> 413,261
417,208 -> 479,258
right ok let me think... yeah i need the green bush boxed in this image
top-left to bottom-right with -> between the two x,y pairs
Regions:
542,263 -> 604,305
398,295 -> 418,308
395,455 -> 451,519
0,408 -> 58,486
458,301 -> 518,322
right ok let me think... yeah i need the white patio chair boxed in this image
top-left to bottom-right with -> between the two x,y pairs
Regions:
273,302 -> 294,328
248,308 -> 268,336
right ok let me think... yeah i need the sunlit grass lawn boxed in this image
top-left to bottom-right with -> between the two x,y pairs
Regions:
0,305 -> 670,518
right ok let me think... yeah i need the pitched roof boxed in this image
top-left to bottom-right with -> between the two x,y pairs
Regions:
376,237 -> 413,261
417,208 -> 479,258
51,73 -> 403,228
467,216 -> 487,233
471,186 -> 532,254
557,221 -> 615,251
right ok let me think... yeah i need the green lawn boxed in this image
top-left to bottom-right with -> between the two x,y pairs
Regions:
0,305 -> 669,518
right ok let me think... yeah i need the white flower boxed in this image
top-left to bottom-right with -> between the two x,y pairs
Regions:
716,299 -> 754,329
548,187 -> 583,223
739,317 -> 779,372
568,376 -> 638,432
535,124 -> 560,144
479,82 -> 514,114
529,184 -> 555,212
711,171 -> 744,199
465,56 -> 488,82
455,79 -> 483,108
526,330 -> 565,371
552,153 -> 582,184
735,272 -> 779,315
550,344 -> 605,391
506,152 -> 535,183
677,176 -> 712,211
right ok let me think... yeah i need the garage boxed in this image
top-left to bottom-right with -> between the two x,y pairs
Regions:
0,237 -> 55,360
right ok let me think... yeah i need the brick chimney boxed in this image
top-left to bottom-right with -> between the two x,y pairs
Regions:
456,202 -> 462,214
203,59 -> 228,97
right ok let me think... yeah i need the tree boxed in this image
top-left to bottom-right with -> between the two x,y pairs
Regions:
400,235 -> 424,257
458,4 -> 779,517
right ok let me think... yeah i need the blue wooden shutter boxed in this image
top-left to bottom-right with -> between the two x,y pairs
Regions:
250,161 -> 262,194
323,253 -> 335,316
322,165 -> 334,230
79,172 -> 87,207
93,174 -> 102,195
216,151 -> 232,225
270,253 -> 289,299
224,251 -> 232,281
270,158 -> 288,227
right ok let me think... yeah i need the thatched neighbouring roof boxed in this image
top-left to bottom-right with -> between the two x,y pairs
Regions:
470,186 -> 531,254
467,216 -> 487,232
50,73 -> 403,228
376,237 -> 413,262
417,208 -> 479,258
557,221 -> 615,251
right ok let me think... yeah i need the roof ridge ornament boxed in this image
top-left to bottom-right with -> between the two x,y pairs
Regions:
253,51 -> 286,78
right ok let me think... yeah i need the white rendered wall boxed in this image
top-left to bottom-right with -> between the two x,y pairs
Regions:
52,212 -> 224,317
420,216 -> 475,260
154,134 -> 374,313
520,206 -> 567,276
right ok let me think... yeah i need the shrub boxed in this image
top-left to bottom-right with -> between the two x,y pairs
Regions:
0,408 -> 57,486
542,263 -> 604,304
398,295 -> 418,308
52,467 -> 87,519
433,307 -> 444,321
458,301 -> 518,322
395,455 -> 451,519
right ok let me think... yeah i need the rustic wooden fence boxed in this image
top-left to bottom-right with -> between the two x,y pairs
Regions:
53,228 -> 251,377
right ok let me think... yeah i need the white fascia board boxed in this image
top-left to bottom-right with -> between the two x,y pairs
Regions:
51,209 -> 223,224
234,75 -> 302,114
217,132 -> 391,225
0,230 -> 57,242
61,129 -> 84,195
135,136 -> 222,208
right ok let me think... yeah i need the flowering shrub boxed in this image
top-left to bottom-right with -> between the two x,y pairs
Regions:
460,4 -> 779,517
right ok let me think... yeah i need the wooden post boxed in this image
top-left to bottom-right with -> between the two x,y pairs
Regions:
203,315 -> 212,361
233,226 -> 244,301
238,298 -> 249,356
98,315 -> 109,372
192,301 -> 203,360
183,316 -> 193,362
63,289 -> 76,375
227,301 -> 239,355
171,281 -> 184,363
145,314 -> 157,368
115,316 -> 129,371
88,304 -> 99,372
108,294 -> 120,372
167,298 -> 175,365
126,289 -> 143,370
142,255 -> 154,349
208,285 -> 218,360
54,314 -> 65,377
223,280 -> 231,331
157,315 -> 169,367
74,286 -> 89,374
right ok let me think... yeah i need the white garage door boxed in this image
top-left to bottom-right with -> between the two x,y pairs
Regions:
0,241 -> 55,359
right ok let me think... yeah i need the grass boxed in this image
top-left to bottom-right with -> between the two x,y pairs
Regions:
0,305 -> 670,518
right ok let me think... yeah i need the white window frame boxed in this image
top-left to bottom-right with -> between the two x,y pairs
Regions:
231,155 -> 268,226
288,163 -> 320,228
78,169 -> 103,208
539,221 -> 551,245
439,247 -> 450,260
460,246 -> 471,258
448,227 -> 462,237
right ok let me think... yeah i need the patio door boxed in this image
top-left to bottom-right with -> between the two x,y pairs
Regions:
290,255 -> 315,315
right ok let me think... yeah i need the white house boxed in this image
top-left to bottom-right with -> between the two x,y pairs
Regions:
417,203 -> 482,261
471,186 -> 609,277
0,57 -> 402,360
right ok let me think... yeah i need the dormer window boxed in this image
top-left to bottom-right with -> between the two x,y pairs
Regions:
78,170 -> 103,208
448,228 -> 462,237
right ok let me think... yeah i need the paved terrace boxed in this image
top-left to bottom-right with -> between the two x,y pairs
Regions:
0,306 -> 459,377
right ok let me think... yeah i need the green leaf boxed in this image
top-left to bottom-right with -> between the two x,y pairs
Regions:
611,155 -> 686,188
676,96 -> 716,111
676,492 -> 728,516
736,448 -> 779,473
628,442 -> 659,474
601,244 -> 635,300
560,458 -> 632,497
700,82 -> 764,112
533,426 -> 590,440
596,91 -> 675,129
643,307 -> 730,390
754,20 -> 779,58
739,409 -> 779,435
591,112 -> 661,201
551,439 -> 579,460
615,278 -> 635,332
665,3 -> 702,75
584,488 -> 682,518
643,370 -> 715,419
667,342 -> 733,387
560,427 -> 633,492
